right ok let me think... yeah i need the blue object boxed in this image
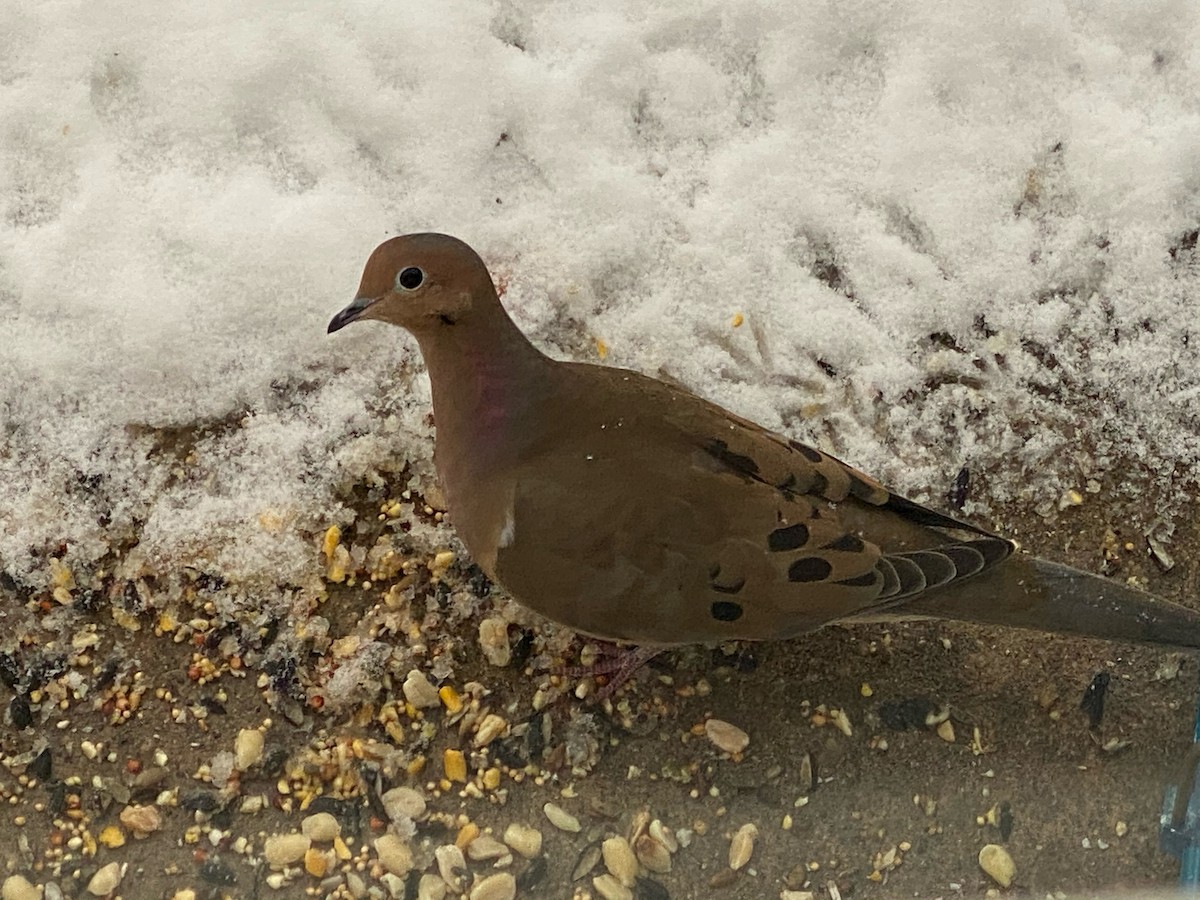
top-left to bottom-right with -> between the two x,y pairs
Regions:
1161,684 -> 1200,888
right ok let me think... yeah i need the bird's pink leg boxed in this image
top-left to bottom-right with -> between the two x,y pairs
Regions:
556,643 -> 665,700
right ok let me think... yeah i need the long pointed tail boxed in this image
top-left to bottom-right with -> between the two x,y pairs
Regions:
899,552 -> 1200,651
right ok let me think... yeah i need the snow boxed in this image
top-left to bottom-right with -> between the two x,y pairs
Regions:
2,0 -> 1200,598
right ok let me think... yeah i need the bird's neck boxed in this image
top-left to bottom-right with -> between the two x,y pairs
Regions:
414,311 -> 550,479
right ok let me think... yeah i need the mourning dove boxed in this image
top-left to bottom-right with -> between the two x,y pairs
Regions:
329,233 -> 1200,652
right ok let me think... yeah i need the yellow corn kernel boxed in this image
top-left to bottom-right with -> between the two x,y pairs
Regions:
322,525 -> 341,558
455,822 -> 480,848
439,685 -> 463,714
443,749 -> 467,783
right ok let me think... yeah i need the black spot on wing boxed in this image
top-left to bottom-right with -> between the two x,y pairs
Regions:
788,557 -> 833,582
775,472 -> 798,496
768,523 -> 810,552
711,600 -> 744,622
824,533 -> 865,553
702,439 -> 759,479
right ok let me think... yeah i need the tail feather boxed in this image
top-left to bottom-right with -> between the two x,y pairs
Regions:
897,552 -> 1200,651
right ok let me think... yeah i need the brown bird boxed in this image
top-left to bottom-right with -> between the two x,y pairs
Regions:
329,233 -> 1200,658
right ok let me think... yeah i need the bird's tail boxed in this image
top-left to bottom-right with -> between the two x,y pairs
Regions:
897,552 -> 1200,651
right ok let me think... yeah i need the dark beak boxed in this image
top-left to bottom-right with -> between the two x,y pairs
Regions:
327,296 -> 381,334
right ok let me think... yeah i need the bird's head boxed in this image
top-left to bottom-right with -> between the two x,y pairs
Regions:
328,233 -> 496,335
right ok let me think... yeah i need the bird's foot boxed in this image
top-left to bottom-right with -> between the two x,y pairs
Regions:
555,642 -> 664,701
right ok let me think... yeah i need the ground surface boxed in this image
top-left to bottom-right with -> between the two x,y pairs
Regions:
1,471 -> 1199,900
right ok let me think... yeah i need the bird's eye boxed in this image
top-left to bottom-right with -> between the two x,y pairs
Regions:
396,267 -> 424,290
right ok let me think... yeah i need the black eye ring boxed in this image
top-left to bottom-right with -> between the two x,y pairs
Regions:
396,267 -> 424,290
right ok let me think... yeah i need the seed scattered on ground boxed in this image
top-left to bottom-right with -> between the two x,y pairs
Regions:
233,728 -> 264,770
436,843 -> 467,889
301,811 -> 340,842
593,872 -> 634,900
797,751 -> 815,793
404,669 -> 441,708
119,804 -> 161,838
602,835 -> 639,887
635,833 -> 673,873
304,846 -> 329,877
473,713 -> 508,748
479,617 -> 512,667
383,785 -> 427,822
444,748 -> 468,783
467,833 -> 510,861
979,843 -> 1016,887
264,832 -> 310,867
456,822 -> 481,849
544,801 -> 582,832
830,708 -> 853,737
503,823 -> 543,858
469,871 -> 516,900
710,867 -> 739,888
649,820 -> 677,853
86,862 -> 124,897
418,873 -> 448,900
375,833 -> 415,877
705,718 -> 750,754
729,823 -> 758,870
1,875 -> 41,900
573,841 -> 604,881
439,684 -> 464,713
